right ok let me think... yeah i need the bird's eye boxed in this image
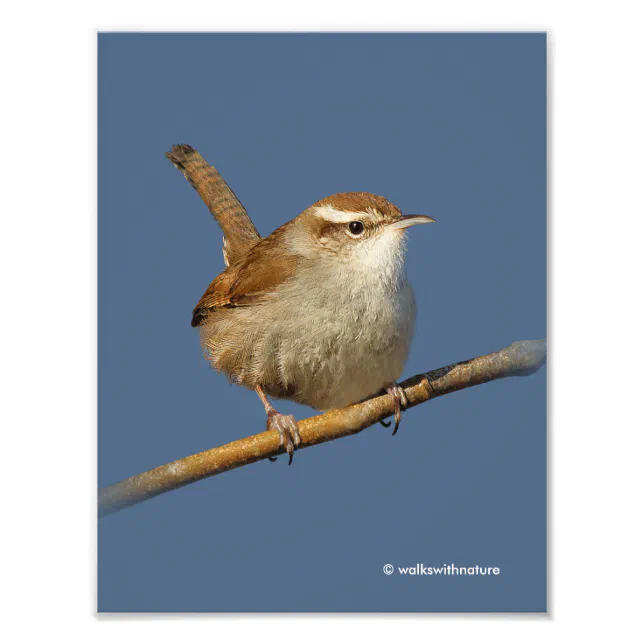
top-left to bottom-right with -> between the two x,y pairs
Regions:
348,221 -> 364,236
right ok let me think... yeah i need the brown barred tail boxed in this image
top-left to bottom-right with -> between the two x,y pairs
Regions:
165,144 -> 261,265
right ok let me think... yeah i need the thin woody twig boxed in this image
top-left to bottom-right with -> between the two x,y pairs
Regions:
98,339 -> 546,517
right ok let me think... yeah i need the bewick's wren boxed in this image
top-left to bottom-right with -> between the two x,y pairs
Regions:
167,145 -> 434,463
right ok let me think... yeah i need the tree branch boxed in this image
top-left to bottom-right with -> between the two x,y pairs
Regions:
98,339 -> 546,517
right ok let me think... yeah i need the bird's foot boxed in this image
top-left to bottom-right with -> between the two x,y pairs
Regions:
266,410 -> 301,465
383,384 -> 408,436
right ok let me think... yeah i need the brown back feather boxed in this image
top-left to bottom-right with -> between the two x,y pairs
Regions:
191,226 -> 298,326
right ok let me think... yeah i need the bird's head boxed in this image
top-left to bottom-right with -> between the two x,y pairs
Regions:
291,192 -> 434,275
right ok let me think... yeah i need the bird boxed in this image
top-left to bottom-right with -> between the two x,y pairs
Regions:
166,145 -> 434,464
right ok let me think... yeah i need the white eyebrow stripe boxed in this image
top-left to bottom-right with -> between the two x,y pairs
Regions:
314,205 -> 367,223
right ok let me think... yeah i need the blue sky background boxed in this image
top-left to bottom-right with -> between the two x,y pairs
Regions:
98,32 -> 546,612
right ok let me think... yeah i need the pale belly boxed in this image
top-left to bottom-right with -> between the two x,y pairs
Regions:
266,281 -> 416,410
284,335 -> 410,410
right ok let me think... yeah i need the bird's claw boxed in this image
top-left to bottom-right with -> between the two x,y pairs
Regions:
266,410 -> 301,465
386,384 -> 408,436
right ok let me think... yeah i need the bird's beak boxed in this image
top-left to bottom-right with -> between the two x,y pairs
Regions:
387,214 -> 436,231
